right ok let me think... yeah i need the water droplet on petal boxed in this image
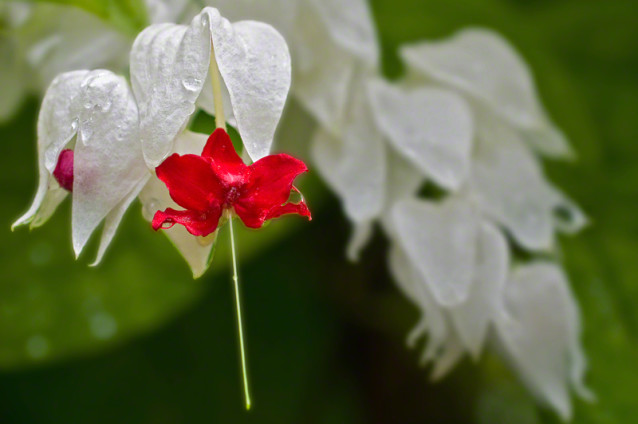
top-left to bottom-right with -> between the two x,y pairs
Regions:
182,78 -> 202,92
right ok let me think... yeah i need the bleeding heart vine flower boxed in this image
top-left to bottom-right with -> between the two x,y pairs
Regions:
12,69 -> 149,264
13,7 -> 304,408
151,128 -> 310,236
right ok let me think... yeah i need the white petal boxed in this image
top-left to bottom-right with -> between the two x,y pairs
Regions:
521,124 -> 574,159
449,221 -> 509,358
291,3 -> 357,130
221,19 -> 291,160
139,131 -> 215,278
380,148 -> 424,236
13,70 -> 88,229
71,71 -> 149,256
130,8 -> 291,165
206,0 -> 298,38
311,79 -> 386,224
392,196 -> 480,306
346,220 -> 373,262
470,124 -> 560,251
401,28 -> 572,158
401,28 -> 541,130
388,243 -> 459,373
495,262 -> 591,420
91,175 -> 150,266
305,0 -> 379,66
130,22 -> 199,167
367,78 -> 473,190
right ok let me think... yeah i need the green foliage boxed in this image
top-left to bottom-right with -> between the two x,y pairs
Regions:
28,0 -> 148,36
0,0 -> 637,422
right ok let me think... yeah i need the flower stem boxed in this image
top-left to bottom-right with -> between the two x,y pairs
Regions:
209,42 -> 226,130
228,212 -> 251,410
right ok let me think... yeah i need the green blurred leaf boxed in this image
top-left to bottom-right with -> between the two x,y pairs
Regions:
29,0 -> 148,36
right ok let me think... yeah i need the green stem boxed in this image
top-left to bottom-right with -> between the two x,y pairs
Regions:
209,42 -> 226,130
228,213 -> 251,410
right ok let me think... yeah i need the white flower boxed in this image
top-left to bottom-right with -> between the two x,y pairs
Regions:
495,263 -> 594,420
11,69 -> 149,263
376,28 -> 591,418
128,7 -> 291,275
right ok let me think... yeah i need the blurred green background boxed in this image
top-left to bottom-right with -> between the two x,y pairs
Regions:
1,0 -> 637,422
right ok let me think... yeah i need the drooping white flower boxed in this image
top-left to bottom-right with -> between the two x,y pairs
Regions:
128,7 -> 292,274
130,7 -> 291,167
12,69 -> 149,263
370,28 -> 591,418
495,262 -> 594,420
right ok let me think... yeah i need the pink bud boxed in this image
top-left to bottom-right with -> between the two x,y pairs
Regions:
53,149 -> 74,191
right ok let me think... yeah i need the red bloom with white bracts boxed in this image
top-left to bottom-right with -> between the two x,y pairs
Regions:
152,128 -> 311,237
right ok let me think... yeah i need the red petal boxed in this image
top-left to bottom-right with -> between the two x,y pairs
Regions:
234,154 -> 309,228
241,153 -> 307,207
202,128 -> 247,184
155,153 -> 224,212
151,207 -> 222,237
266,201 -> 312,221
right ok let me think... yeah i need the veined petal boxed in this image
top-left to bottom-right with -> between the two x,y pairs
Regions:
12,70 -> 85,230
311,78 -> 386,224
71,71 -> 149,257
367,78 -> 473,191
449,221 -> 509,358
392,196 -> 480,306
155,154 -> 224,212
130,8 -> 291,165
400,28 -> 572,157
495,262 -> 592,421
139,131 -> 217,277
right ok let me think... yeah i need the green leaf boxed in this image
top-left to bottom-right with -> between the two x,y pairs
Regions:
29,0 -> 149,36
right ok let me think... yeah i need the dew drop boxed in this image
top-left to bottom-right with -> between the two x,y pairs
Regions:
182,78 -> 202,92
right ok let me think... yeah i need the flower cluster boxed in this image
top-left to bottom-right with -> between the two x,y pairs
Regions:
194,1 -> 592,419
8,1 -> 592,419
12,7 -> 308,279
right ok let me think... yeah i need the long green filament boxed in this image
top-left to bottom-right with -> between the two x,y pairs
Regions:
228,213 -> 251,410
210,42 -> 251,410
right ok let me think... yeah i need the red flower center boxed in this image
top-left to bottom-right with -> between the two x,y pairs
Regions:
151,128 -> 311,237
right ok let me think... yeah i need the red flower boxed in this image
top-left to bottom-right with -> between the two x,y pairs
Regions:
152,128 -> 311,237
